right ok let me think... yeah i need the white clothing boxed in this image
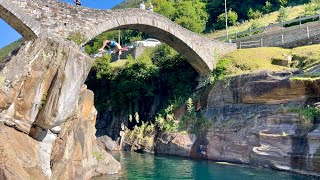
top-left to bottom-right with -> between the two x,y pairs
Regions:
149,4 -> 153,12
140,3 -> 145,10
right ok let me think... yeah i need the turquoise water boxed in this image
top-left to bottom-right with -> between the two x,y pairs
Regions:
94,152 -> 316,180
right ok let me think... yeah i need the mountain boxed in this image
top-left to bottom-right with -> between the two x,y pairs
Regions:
0,38 -> 24,61
113,0 -> 141,9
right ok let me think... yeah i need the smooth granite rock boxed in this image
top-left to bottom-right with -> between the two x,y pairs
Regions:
0,38 -> 120,179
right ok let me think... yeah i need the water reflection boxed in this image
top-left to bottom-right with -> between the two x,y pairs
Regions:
94,152 -> 316,180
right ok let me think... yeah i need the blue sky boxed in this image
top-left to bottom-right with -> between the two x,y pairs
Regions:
0,0 -> 124,48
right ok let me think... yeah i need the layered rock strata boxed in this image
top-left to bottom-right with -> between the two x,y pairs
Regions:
156,70 -> 320,176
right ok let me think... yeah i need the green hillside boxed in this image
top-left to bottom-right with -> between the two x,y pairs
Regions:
113,0 -> 141,9
207,5 -> 305,39
114,0 -> 316,34
0,38 -> 24,61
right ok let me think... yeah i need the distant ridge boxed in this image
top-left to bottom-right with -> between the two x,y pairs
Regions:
113,0 -> 140,9
0,38 -> 24,61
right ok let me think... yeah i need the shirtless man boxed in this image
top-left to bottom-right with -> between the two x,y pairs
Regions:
99,40 -> 127,56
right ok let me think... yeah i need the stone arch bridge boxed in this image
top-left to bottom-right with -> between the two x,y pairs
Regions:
0,0 -> 235,75
0,1 -> 234,178
0,0 -> 236,133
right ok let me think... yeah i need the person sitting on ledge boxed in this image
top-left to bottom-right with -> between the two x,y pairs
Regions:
99,40 -> 127,56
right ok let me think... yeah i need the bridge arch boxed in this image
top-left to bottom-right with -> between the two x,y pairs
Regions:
81,9 -> 235,76
0,0 -> 42,40
89,13 -> 216,75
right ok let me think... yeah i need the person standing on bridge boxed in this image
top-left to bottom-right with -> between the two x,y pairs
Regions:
148,2 -> 153,12
140,1 -> 145,10
99,40 -> 127,56
74,0 -> 81,6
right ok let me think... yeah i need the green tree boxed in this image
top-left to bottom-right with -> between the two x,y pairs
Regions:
173,0 -> 208,33
215,9 -> 238,29
278,0 -> 288,6
247,8 -> 263,20
227,9 -> 238,25
277,6 -> 288,22
154,0 -> 176,19
263,1 -> 273,13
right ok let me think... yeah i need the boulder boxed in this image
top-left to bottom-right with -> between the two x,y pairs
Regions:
97,135 -> 119,151
0,124 -> 47,180
156,133 -> 196,157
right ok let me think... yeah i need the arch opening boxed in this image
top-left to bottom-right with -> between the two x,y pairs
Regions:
83,30 -> 201,138
83,24 -> 212,76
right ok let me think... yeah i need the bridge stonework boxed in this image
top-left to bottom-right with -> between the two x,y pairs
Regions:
0,0 -> 235,75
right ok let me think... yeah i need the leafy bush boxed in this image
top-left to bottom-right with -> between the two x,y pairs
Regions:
277,6 -> 288,22
125,121 -> 155,147
91,54 -> 112,79
179,98 -> 212,135
247,8 -> 263,20
281,105 -> 320,132
263,1 -> 274,13
155,105 -> 177,133
216,9 -> 238,29
67,31 -> 87,45
86,44 -> 198,129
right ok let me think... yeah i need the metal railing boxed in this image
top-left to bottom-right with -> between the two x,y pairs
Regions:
238,39 -> 263,49
215,13 -> 320,41
235,22 -> 320,49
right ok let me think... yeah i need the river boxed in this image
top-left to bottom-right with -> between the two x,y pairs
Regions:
94,152 -> 316,180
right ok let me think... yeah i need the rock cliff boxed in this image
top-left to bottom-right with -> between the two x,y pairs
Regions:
156,70 -> 320,176
0,38 -> 120,179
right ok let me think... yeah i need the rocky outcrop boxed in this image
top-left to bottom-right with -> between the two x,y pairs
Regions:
97,135 -> 119,151
50,88 -> 120,179
206,70 -> 320,105
156,133 -> 197,157
0,124 -> 47,179
157,70 -> 320,176
0,38 -> 120,179
204,71 -> 320,176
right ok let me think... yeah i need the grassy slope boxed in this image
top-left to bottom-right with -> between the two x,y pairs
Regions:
292,44 -> 320,72
207,5 -> 305,39
290,44 -> 320,81
219,44 -> 320,79
0,39 -> 24,61
219,47 -> 291,76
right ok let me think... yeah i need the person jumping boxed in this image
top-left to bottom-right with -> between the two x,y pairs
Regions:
99,40 -> 127,56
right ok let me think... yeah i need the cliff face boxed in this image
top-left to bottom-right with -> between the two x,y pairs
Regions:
156,70 -> 320,176
0,38 -> 120,179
